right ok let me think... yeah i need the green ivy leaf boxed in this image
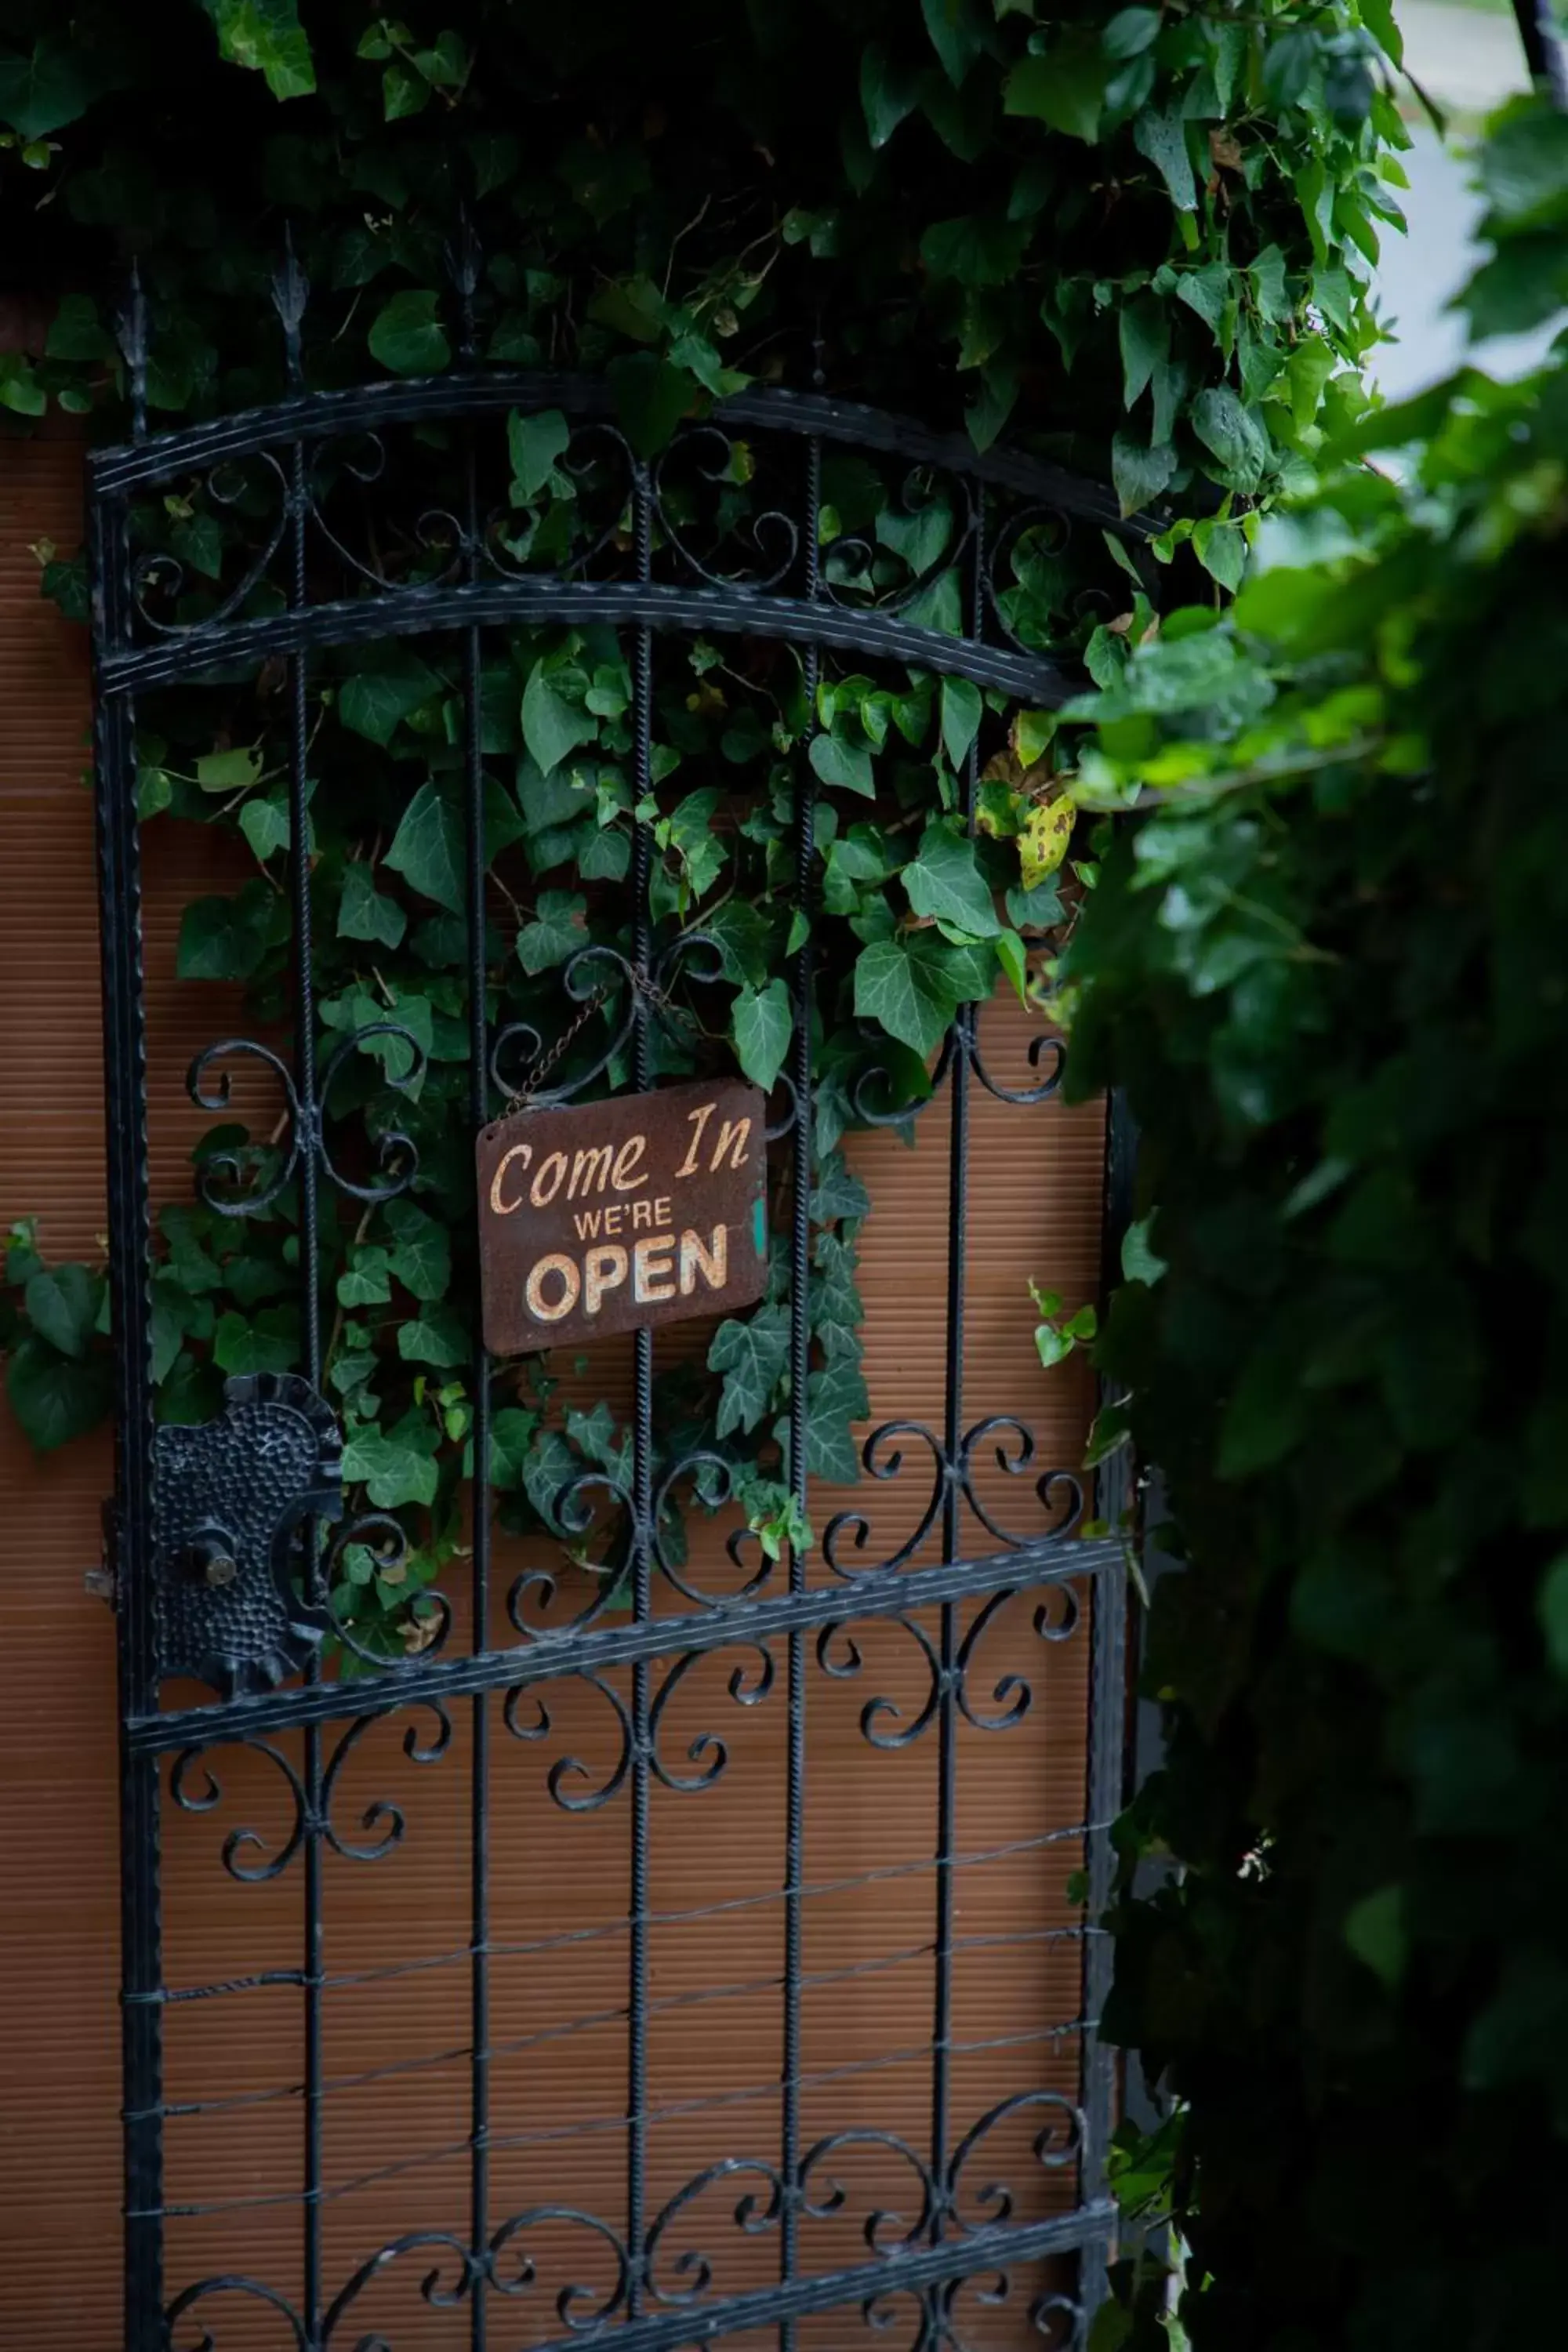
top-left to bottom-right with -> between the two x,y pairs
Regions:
199,2 -> 315,100
24,1264 -> 100,1359
920,212 -> 1029,289
176,882 -> 285,982
1191,386 -> 1270,493
338,861 -> 408,949
704,901 -> 774,987
0,36 -> 94,138
1534,1545 -> 1568,1681
488,1404 -> 543,1490
902,819 -> 1000,939
397,1303 -> 470,1368
804,1357 -> 869,1481
994,927 -> 1029,1005
384,1199 -> 452,1302
339,659 -> 442,746
1345,1886 -> 1408,1991
854,931 -> 967,1057
1193,517 -> 1247,593
385,782 -> 464,913
337,1248 -> 392,1308
1119,294 -> 1168,412
343,1411 -> 442,1508
1176,260 -> 1233,340
579,825 -> 631,883
1120,1215 -> 1168,1286
171,512 -> 223,580
517,889 -> 587,975
521,1427 -> 581,1533
810,729 -> 875,797
1133,107 -> 1196,212
709,1303 -> 791,1436
607,350 -> 693,456
508,408 -> 571,501
368,288 -> 451,376
939,675 -> 983,770
860,42 -> 924,149
1103,8 -> 1162,60
920,0 -> 989,85
238,793 -> 290,862
45,299 -> 113,367
5,1334 -> 111,1451
1112,432 -> 1178,520
810,1155 -> 871,1225
1007,878 -> 1065,931
213,1305 -> 300,1376
731,978 -> 793,1093
195,746 -> 263,793
521,663 -> 598,775
1004,45 -> 1108,143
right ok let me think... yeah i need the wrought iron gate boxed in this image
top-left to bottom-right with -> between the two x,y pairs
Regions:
88,264 -> 1135,2352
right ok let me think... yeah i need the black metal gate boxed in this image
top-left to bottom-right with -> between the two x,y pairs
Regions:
88,263 -> 1134,2352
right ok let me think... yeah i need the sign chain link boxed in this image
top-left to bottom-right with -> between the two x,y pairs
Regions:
503,968 -> 704,1115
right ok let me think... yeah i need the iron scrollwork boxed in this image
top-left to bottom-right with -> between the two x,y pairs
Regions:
97,274 -> 1128,2352
822,1414 -> 1084,1583
169,1700 -> 453,1882
187,1025 -> 423,1218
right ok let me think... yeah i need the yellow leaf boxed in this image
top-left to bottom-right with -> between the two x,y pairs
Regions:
1018,796 -> 1074,888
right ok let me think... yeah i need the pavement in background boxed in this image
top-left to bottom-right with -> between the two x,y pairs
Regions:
1370,3 -> 1562,396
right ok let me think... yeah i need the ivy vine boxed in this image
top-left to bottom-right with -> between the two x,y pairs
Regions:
0,0 -> 1396,1661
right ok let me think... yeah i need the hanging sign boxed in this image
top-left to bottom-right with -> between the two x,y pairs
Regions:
476,1077 -> 768,1357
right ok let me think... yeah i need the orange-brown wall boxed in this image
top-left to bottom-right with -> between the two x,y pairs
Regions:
0,431 -> 1106,2350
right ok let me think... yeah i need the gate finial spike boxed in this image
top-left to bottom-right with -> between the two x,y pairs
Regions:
447,202 -> 481,366
272,221 -> 310,392
117,260 -> 149,444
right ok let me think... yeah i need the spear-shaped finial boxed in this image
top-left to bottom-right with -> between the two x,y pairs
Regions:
272,222 -> 310,392
447,203 -> 481,367
117,260 -> 149,444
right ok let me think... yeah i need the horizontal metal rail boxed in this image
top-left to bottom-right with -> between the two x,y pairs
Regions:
129,1533 -> 1123,1754
89,368 -> 1145,541
517,2207 -> 1116,2352
96,572 -> 1082,702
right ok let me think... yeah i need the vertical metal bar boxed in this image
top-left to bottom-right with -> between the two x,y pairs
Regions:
1078,1092 -> 1137,2312
91,480 -> 164,2352
1512,0 -> 1568,102
279,328 -> 327,2339
462,405 -> 492,2345
780,430 -> 822,2350
928,504 -> 985,2313
626,466 -> 655,2319
1078,1552 -> 1127,2314
444,212 -> 492,2336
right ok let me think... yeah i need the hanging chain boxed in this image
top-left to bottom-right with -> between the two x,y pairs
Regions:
502,985 -> 608,1114
502,965 -> 707,1116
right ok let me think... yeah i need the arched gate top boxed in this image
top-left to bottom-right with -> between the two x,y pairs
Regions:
89,370 -> 1153,705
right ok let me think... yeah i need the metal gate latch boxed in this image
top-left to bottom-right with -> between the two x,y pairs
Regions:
151,1373 -> 343,1697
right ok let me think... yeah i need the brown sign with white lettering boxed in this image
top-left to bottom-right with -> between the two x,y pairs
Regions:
475,1078 -> 769,1357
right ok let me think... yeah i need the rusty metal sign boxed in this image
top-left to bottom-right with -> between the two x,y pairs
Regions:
476,1078 -> 768,1357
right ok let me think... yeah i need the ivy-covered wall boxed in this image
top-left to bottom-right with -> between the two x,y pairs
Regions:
0,0 -> 1397,1659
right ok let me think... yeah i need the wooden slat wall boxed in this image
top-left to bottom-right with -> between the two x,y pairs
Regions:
0,432 -> 1106,2350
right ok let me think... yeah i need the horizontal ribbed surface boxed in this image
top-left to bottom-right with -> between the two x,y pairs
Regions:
0,435 -> 1106,2350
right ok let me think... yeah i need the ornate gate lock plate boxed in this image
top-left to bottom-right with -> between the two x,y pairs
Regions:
151,1373 -> 343,1697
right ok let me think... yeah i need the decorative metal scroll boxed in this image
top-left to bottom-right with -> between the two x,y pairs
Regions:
89,241 -> 1131,2352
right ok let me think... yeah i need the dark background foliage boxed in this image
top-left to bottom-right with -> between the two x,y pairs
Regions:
1062,89 -> 1568,2350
